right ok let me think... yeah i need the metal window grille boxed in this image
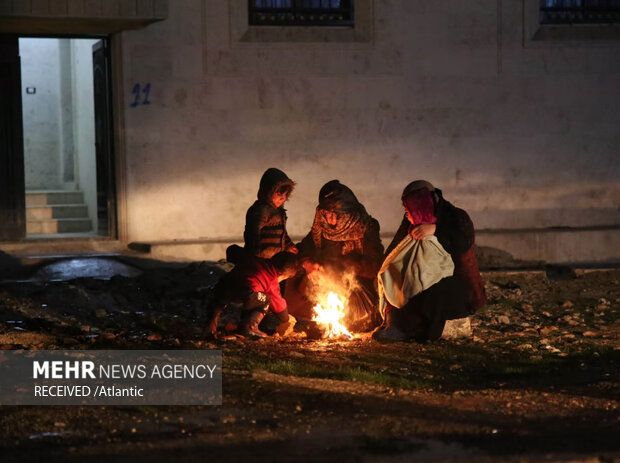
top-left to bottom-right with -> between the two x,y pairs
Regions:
249,0 -> 354,26
540,0 -> 620,24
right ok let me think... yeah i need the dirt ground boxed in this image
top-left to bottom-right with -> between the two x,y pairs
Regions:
0,261 -> 618,463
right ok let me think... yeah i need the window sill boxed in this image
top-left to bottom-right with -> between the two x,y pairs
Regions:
524,0 -> 620,46
531,24 -> 620,43
230,0 -> 373,45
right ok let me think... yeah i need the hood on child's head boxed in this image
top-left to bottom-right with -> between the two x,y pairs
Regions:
257,168 -> 295,204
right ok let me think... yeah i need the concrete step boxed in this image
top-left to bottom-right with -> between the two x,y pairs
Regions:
26,191 -> 85,206
26,204 -> 89,220
26,218 -> 92,235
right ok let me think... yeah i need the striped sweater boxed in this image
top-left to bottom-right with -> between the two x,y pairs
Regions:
244,200 -> 294,259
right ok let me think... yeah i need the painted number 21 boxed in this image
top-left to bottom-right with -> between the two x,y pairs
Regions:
130,83 -> 151,107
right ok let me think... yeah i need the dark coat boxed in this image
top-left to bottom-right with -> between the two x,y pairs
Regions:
385,188 -> 487,312
244,168 -> 296,259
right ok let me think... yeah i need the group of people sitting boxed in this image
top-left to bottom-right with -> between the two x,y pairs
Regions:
205,167 -> 487,342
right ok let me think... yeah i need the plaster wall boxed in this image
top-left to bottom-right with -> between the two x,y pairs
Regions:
20,38 -> 63,190
119,0 -> 620,262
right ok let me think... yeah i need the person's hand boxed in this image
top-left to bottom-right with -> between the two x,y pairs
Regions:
410,223 -> 436,240
302,260 -> 324,281
302,260 -> 319,273
287,246 -> 299,255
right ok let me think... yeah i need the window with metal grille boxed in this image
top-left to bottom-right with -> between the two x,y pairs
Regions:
540,0 -> 620,24
249,0 -> 354,26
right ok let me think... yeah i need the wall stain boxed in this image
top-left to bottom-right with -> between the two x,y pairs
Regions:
175,88 -> 188,107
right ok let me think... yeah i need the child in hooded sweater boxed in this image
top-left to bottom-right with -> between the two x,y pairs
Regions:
244,168 -> 298,258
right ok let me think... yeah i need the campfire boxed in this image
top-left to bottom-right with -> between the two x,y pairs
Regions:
311,291 -> 354,340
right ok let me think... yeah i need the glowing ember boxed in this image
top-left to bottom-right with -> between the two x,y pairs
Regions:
312,291 -> 353,340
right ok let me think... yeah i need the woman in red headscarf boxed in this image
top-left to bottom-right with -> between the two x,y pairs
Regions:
386,180 -> 487,312
373,187 -> 471,342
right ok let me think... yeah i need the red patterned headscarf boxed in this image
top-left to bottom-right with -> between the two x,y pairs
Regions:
402,188 -> 436,225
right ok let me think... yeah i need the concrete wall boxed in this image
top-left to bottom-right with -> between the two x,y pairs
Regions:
119,0 -> 620,263
20,38 -> 64,190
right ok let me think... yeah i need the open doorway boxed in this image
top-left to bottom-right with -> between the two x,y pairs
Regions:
20,37 -> 115,239
0,36 -> 116,241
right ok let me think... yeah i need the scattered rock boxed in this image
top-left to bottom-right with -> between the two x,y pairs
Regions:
560,300 -> 574,308
519,303 -> 534,313
93,309 -> 107,318
496,315 -> 511,325
442,317 -> 472,339
147,333 -> 163,341
545,265 -> 577,280
541,344 -> 561,353
582,331 -> 598,337
540,326 -> 558,336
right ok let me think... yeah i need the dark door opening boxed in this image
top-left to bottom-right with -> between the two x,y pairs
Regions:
0,36 -> 26,241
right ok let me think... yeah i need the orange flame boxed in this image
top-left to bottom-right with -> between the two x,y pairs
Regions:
312,291 -> 353,340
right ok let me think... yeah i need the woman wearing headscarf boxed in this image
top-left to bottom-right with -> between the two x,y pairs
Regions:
373,187 -> 471,342
285,180 -> 383,332
385,180 -> 487,313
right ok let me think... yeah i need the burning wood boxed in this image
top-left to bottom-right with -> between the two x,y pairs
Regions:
312,291 -> 354,340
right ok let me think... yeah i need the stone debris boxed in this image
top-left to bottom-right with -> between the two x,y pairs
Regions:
0,263 -> 617,362
441,317 -> 472,339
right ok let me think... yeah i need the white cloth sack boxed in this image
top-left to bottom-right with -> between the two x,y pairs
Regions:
378,235 -> 454,318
